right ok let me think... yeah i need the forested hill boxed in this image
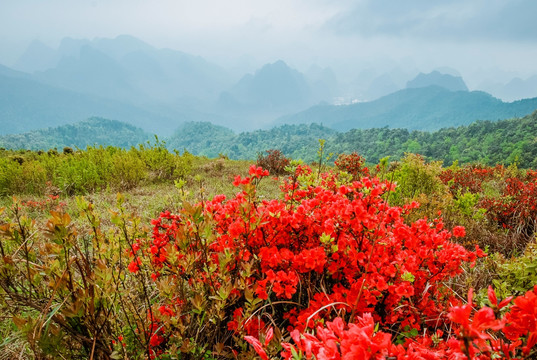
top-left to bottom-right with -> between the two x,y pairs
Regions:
4,111 -> 537,167
167,122 -> 337,160
0,117 -> 151,150
168,111 -> 537,167
332,109 -> 537,167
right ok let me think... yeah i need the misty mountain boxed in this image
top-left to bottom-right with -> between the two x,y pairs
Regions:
30,35 -> 232,105
277,86 -> 537,131
365,73 -> 401,101
0,117 -> 151,150
0,63 -> 32,80
344,67 -> 417,102
7,35 -> 537,134
482,75 -> 537,102
123,47 -> 231,102
13,40 -> 59,73
36,45 -> 146,103
90,35 -> 155,61
432,66 -> 462,77
3,35 -> 252,132
0,71 -> 180,135
502,76 -> 537,101
214,60 -> 331,128
406,71 -> 468,92
305,65 -> 339,102
218,60 -> 315,111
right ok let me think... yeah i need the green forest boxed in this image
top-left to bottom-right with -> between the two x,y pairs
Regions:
5,110 -> 537,167
167,110 -> 537,166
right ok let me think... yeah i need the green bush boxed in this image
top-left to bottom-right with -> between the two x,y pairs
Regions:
0,144 -> 193,197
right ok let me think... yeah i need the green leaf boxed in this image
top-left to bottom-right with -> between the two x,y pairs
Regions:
401,272 -> 415,283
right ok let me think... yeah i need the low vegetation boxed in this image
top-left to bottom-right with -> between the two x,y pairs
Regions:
0,139 -> 192,197
1,145 -> 537,359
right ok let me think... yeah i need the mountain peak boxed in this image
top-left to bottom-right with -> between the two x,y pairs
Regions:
224,60 -> 311,112
406,71 -> 468,92
257,60 -> 292,74
93,35 -> 154,60
13,39 -> 58,73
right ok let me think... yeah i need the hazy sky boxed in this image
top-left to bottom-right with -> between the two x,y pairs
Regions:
1,0 -> 536,86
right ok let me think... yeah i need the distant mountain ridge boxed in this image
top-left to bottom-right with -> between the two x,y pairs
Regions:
0,35 -> 247,135
5,36 -> 336,133
221,60 -> 311,110
278,86 -> 537,131
0,72 -> 177,135
30,35 -> 232,104
3,34 -> 537,135
482,75 -> 537,102
1,35 -> 242,133
13,39 -> 58,73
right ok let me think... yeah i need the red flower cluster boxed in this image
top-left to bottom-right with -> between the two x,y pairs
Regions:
440,165 -> 505,195
125,164 -> 537,358
277,286 -> 537,359
480,175 -> 537,234
334,152 -> 369,180
441,164 -> 537,238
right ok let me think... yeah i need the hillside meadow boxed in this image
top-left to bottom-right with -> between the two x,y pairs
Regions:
1,145 -> 537,359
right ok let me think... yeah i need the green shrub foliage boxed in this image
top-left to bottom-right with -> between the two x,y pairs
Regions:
0,143 -> 192,196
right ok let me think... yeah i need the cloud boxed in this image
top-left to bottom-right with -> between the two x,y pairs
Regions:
0,0 -> 535,81
326,0 -> 537,43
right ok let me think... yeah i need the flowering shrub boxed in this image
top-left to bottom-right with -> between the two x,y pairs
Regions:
439,164 -> 506,195
126,164 -> 489,358
440,164 -> 537,251
480,173 -> 537,235
278,286 -> 537,359
334,152 -> 369,180
4,161 -> 537,359
256,149 -> 291,176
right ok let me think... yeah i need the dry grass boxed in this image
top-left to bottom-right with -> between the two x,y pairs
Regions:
1,158 -> 282,225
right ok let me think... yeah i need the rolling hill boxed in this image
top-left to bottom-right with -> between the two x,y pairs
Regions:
166,110 -> 537,167
0,117 -> 152,150
167,121 -> 336,161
